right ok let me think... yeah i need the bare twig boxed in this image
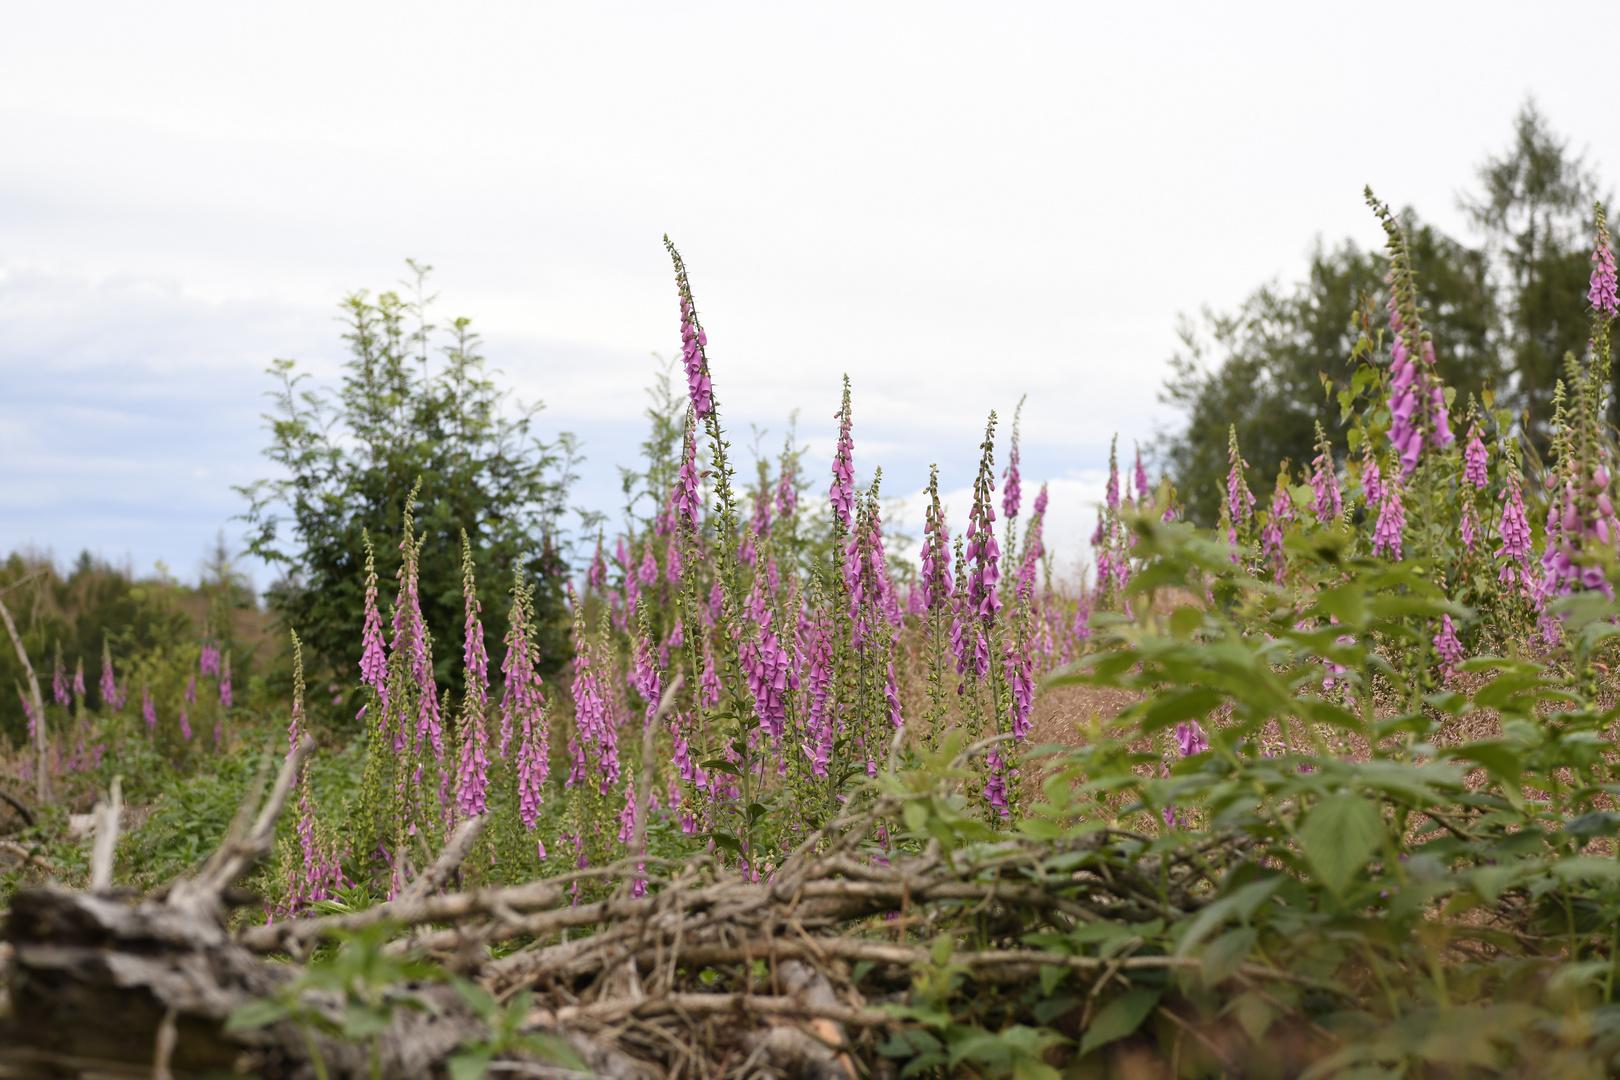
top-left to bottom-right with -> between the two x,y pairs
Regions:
0,840 -> 56,873
632,675 -> 684,864
0,786 -> 35,828
90,776 -> 123,891
152,1008 -> 178,1080
0,592 -> 48,804
168,734 -> 314,920
403,814 -> 488,902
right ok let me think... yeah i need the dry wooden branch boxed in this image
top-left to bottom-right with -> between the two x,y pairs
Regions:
402,813 -> 488,902
0,841 -> 55,874
89,777 -> 121,891
0,592 -> 48,805
167,734 -> 314,925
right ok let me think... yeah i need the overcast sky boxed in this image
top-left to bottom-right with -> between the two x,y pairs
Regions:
2,2 -> 1615,587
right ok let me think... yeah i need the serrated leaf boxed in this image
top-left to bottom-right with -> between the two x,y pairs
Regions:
1080,988 -> 1160,1056
1301,793 -> 1382,896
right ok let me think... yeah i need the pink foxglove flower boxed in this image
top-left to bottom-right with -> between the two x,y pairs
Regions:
1590,205 -> 1619,321
983,752 -> 1010,821
1434,615 -> 1464,681
185,673 -> 196,705
775,455 -> 797,520
456,538 -> 491,816
1002,417 -> 1022,522
1309,423 -> 1342,523
1370,192 -> 1454,475
1361,446 -> 1382,508
1004,642 -> 1034,740
1226,426 -> 1255,528
1460,497 -> 1478,554
921,479 -> 953,612
219,655 -> 233,708
17,688 -> 36,740
142,686 -> 156,739
1072,591 -> 1092,642
1372,467 -> 1406,560
358,540 -> 388,715
830,379 -> 856,529
52,657 -> 68,707
100,641 -> 117,709
179,706 -> 192,741
1261,471 -> 1295,573
1175,720 -> 1208,757
507,584 -> 551,826
1105,437 -> 1120,511
1134,447 -> 1150,502
1496,472 -> 1533,588
1463,426 -> 1490,489
393,510 -> 444,760
73,660 -> 85,701
667,238 -> 715,418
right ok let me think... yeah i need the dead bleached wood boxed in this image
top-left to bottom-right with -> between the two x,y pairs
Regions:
89,777 -> 121,891
402,813 -> 488,902
0,590 -> 48,805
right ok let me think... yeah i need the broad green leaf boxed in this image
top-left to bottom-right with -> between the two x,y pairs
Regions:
1301,793 -> 1382,895
1201,926 -> 1258,987
448,1049 -> 494,1080
1080,988 -> 1160,1056
225,998 -> 292,1032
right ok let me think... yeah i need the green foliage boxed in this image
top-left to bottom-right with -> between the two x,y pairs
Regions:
447,981 -> 586,1080
1161,224 -> 1502,525
227,921 -> 445,1080
1162,100 -> 1609,518
238,263 -> 580,730
1465,98 -> 1610,445
0,546 -> 256,747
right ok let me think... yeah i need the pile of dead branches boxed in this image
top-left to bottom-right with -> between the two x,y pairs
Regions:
0,735 -> 1278,1080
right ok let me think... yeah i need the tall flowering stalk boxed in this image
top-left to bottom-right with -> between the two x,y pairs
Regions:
961,414 -> 1002,686
667,236 -> 715,419
1496,448 -> 1536,596
1372,461 -> 1406,561
1001,397 -> 1024,589
1261,467 -> 1295,576
1536,206 -> 1620,604
1105,436 -> 1120,511
505,577 -> 551,833
1361,441 -> 1382,510
1017,483 -> 1048,602
99,638 -> 117,711
1463,424 -> 1490,490
456,533 -> 491,817
359,534 -> 388,719
830,379 -> 856,530
919,465 -> 955,751
1368,189 -> 1454,476
1226,425 -> 1255,546
1309,422 -> 1342,524
394,490 -> 445,762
